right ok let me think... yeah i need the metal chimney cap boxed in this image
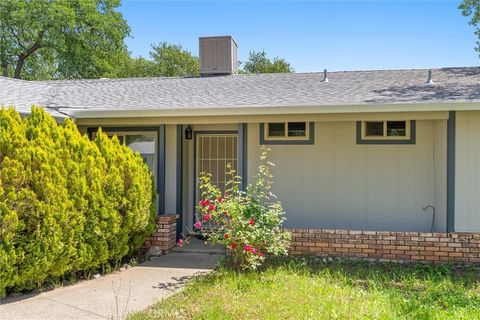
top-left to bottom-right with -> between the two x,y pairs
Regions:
426,70 -> 434,84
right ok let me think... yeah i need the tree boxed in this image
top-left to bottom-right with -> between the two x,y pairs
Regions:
460,0 -> 480,56
0,0 -> 130,80
112,43 -> 200,78
108,53 -> 157,78
241,50 -> 294,74
149,42 -> 199,77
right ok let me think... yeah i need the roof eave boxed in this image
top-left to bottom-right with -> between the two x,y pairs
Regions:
60,101 -> 480,119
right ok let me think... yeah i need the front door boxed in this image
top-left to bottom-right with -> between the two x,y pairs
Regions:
196,133 -> 238,204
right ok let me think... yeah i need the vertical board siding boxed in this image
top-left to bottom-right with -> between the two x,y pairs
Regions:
433,120 -> 447,232
165,125 -> 177,214
455,111 -> 480,232
248,120 -> 445,232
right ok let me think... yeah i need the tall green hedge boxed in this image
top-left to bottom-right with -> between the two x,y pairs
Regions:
0,107 -> 156,297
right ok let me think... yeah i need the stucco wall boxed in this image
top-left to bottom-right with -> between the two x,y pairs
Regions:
248,120 -> 447,232
455,111 -> 480,232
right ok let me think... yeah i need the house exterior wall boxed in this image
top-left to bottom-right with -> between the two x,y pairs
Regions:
455,111 -> 480,232
165,124 -> 178,214
247,120 -> 447,232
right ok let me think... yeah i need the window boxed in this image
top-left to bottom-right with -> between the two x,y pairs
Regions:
260,122 -> 314,145
357,120 -> 415,144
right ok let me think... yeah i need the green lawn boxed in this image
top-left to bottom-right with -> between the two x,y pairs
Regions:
129,258 -> 480,320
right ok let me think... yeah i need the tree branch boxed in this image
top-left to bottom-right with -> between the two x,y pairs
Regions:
13,30 -> 45,79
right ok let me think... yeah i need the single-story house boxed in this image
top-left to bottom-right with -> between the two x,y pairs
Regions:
2,36 -> 480,262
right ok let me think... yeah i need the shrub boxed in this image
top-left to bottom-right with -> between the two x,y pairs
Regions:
193,148 -> 291,270
0,107 -> 156,297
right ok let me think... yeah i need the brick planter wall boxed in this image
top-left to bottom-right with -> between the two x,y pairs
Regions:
288,229 -> 480,263
144,214 -> 177,255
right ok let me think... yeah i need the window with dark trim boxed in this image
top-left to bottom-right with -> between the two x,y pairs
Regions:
356,120 -> 416,144
259,122 -> 315,145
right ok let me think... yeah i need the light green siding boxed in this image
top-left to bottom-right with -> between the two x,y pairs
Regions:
455,111 -> 480,232
248,120 -> 447,232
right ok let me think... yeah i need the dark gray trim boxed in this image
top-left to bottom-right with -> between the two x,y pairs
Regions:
259,122 -> 315,145
158,125 -> 166,215
87,126 -> 165,216
176,125 -> 183,239
447,111 -> 456,232
192,130 -> 238,224
356,120 -> 416,145
238,123 -> 248,190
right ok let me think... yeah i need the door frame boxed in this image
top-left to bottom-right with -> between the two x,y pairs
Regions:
192,130 -> 238,224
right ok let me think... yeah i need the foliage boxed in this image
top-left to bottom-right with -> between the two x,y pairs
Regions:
129,259 -> 480,320
240,50 -> 294,74
149,42 -> 200,77
0,107 -> 156,297
0,0 -> 130,79
109,53 -> 157,78
460,0 -> 480,56
112,42 -> 200,78
193,149 -> 291,270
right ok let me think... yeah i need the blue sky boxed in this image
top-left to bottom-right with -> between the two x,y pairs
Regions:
119,1 -> 479,72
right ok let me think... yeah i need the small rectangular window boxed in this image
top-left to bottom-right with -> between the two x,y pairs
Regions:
268,123 -> 285,137
357,120 -> 415,144
365,121 -> 384,137
288,122 -> 306,137
260,122 -> 314,145
386,121 -> 406,137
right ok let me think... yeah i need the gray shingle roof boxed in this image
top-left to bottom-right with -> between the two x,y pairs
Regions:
1,67 -> 479,117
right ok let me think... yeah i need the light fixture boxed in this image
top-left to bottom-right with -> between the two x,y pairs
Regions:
185,126 -> 193,140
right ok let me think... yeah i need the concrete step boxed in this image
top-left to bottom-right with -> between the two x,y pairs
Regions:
173,238 -> 226,255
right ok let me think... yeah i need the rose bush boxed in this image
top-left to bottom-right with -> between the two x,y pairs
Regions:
192,148 -> 290,270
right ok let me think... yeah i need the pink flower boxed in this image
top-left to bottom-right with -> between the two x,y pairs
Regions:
251,247 -> 257,254
244,245 -> 251,252
217,196 -> 223,203
231,242 -> 237,249
258,252 -> 264,257
203,213 -> 211,222
208,204 -> 215,211
177,239 -> 184,247
194,221 -> 202,229
223,233 -> 229,239
249,218 -> 255,225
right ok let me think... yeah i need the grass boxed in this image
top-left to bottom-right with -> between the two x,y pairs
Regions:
129,258 -> 480,320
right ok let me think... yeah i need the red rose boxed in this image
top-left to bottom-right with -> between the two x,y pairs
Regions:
251,247 -> 256,254
203,213 -> 211,222
208,204 -> 215,211
258,252 -> 264,257
177,239 -> 184,247
223,233 -> 229,239
244,245 -> 251,252
199,199 -> 210,206
249,218 -> 255,225
231,242 -> 237,249
217,196 -> 223,202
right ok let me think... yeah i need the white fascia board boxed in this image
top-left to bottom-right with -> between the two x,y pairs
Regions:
60,102 -> 480,119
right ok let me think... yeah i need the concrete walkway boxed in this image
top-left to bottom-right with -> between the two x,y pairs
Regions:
0,253 -> 221,320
